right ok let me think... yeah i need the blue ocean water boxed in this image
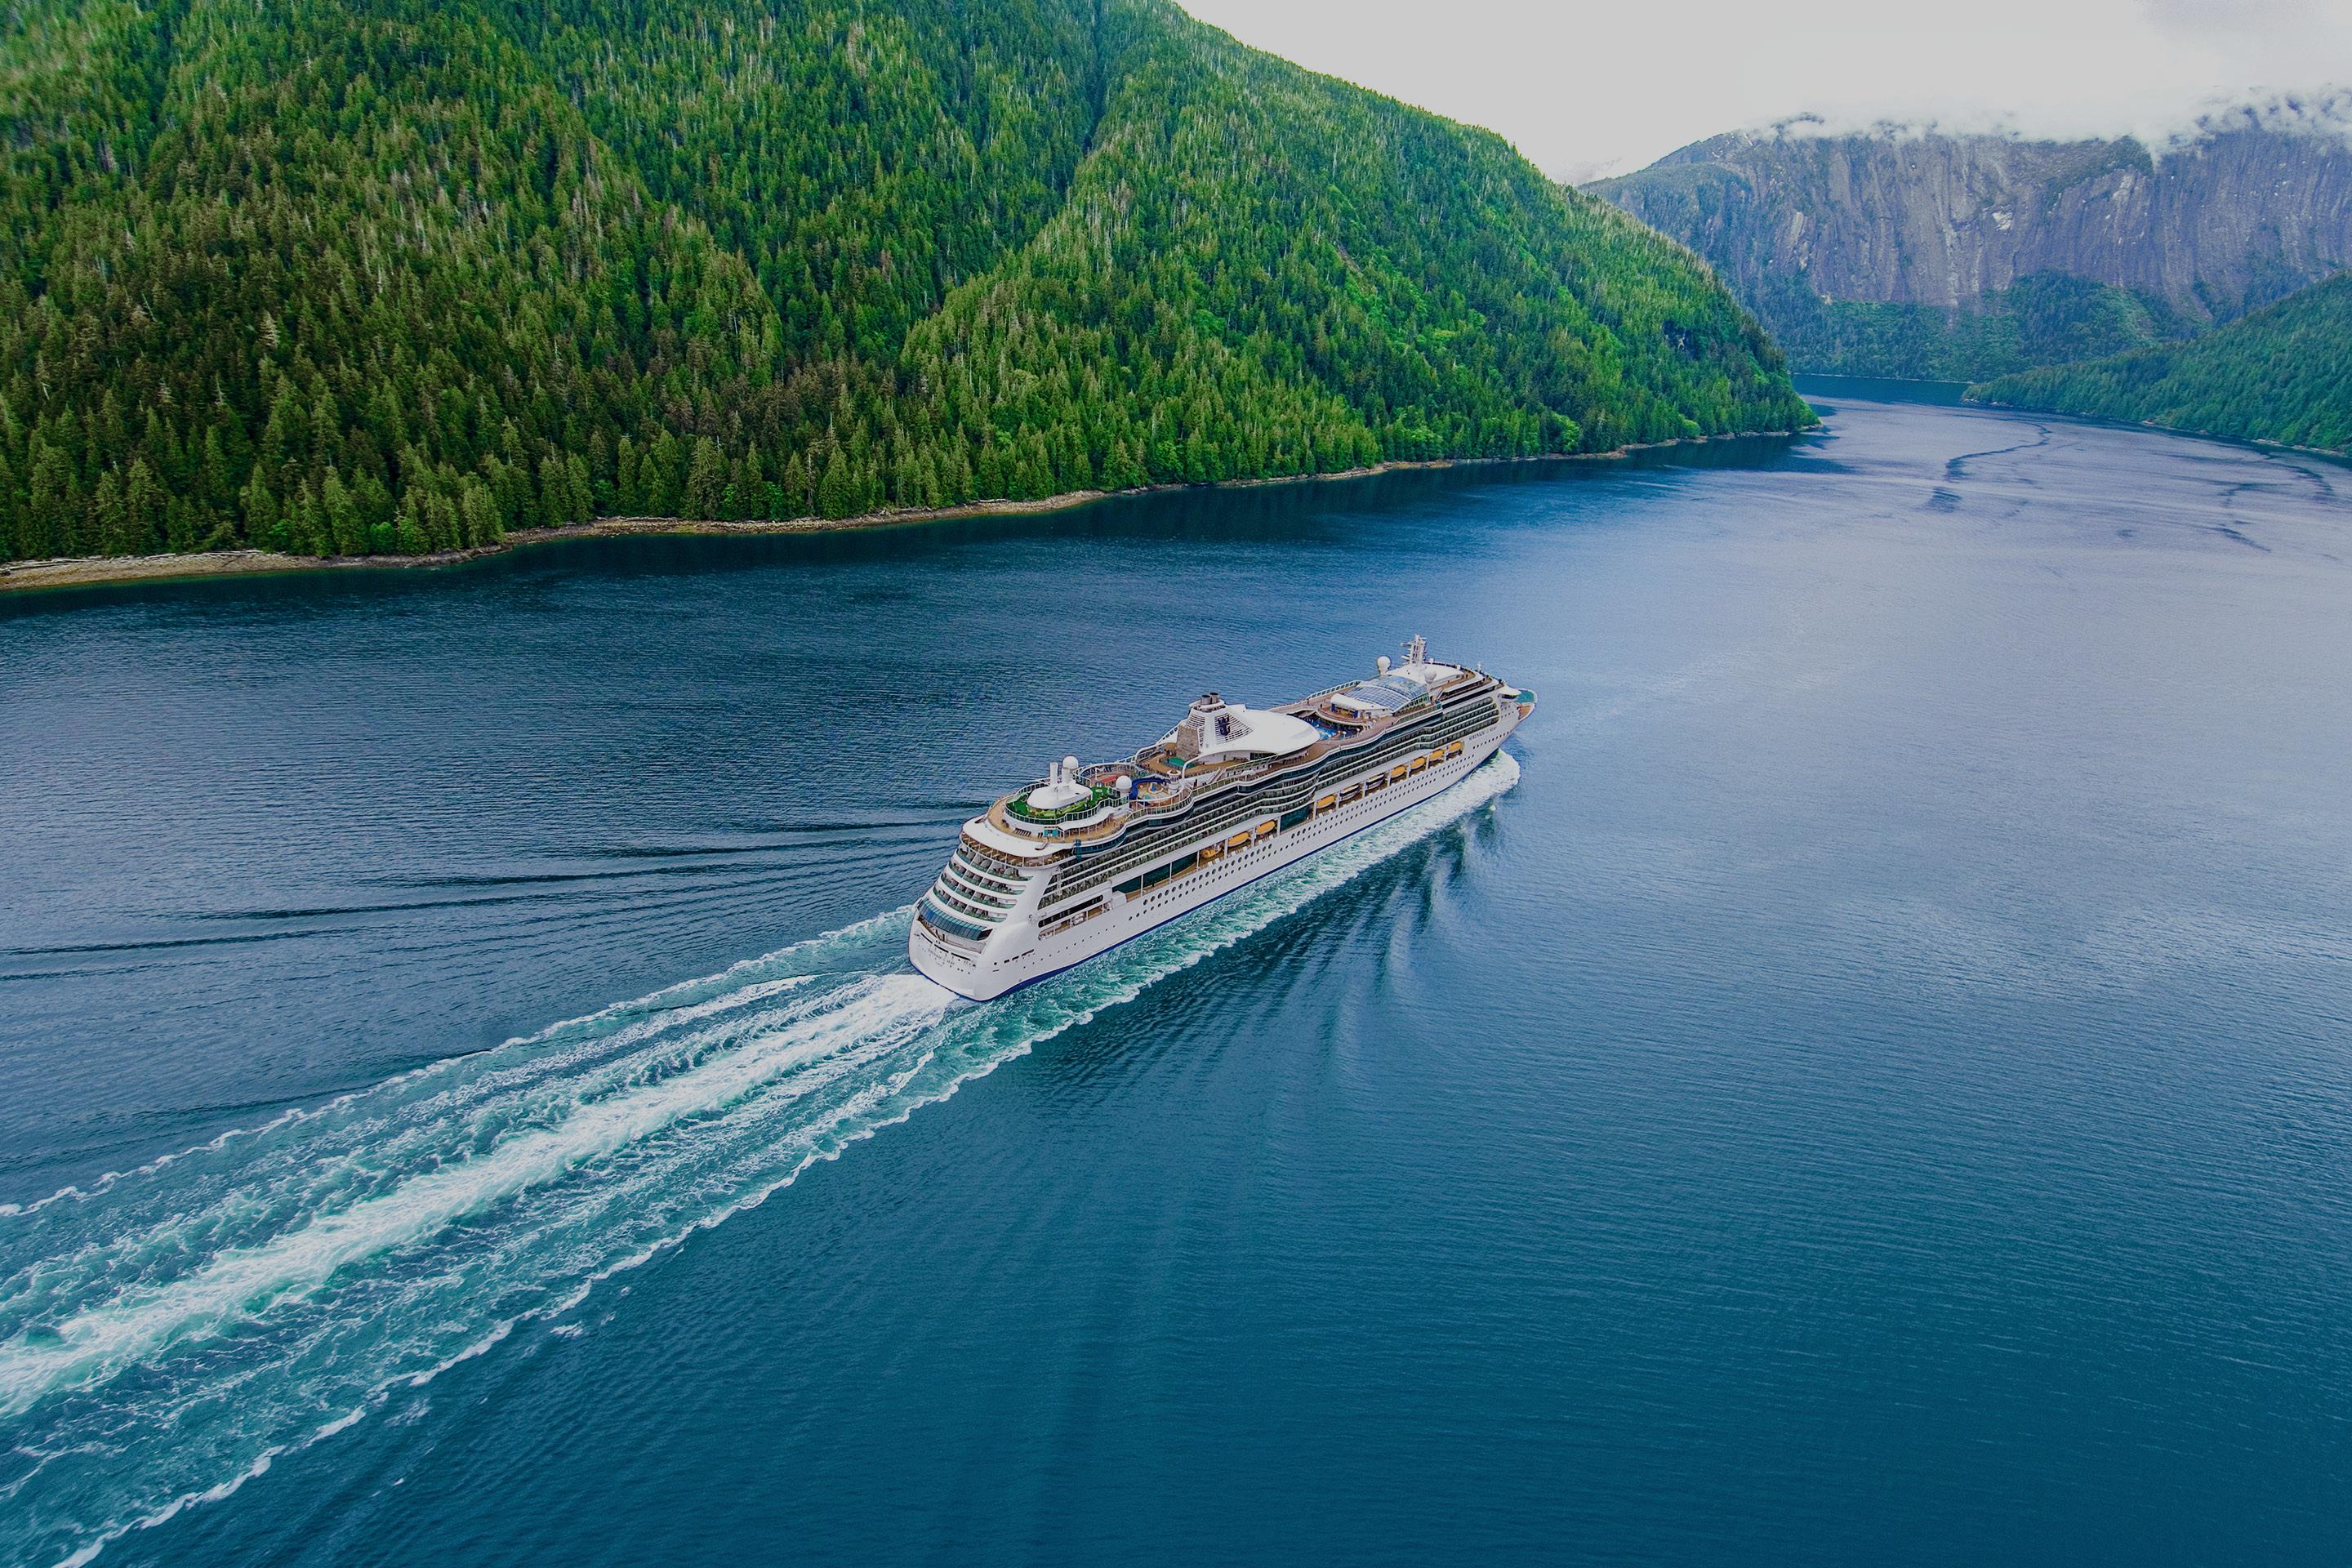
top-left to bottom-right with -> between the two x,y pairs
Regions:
2,397 -> 2349,1566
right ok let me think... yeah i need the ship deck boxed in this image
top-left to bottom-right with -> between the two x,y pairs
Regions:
982,669 -> 1492,849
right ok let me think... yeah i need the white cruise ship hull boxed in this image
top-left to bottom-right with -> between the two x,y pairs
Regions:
909,693 -> 1526,1001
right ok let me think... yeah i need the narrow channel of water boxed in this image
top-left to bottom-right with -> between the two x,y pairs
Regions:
2,398 -> 2347,1566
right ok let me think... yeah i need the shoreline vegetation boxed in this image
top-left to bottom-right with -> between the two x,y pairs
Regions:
1964,274 -> 2352,456
0,0 -> 1813,585
1,436 -> 1797,597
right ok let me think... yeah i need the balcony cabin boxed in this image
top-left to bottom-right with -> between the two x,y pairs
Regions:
982,639 -> 1490,853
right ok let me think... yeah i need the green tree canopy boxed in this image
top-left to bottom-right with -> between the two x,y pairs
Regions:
0,0 -> 1811,563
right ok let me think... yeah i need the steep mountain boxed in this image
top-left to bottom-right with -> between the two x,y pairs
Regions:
1969,272 -> 2352,452
0,0 -> 1809,564
1592,103 -> 2352,381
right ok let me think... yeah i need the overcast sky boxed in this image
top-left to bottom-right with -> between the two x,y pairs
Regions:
1178,0 -> 2352,181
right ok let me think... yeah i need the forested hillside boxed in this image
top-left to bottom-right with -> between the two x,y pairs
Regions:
1969,273 -> 2352,452
1724,268 -> 2197,382
0,0 -> 1809,564
1594,108 -> 2352,381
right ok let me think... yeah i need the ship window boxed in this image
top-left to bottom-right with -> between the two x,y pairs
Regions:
1279,806 -> 1311,830
956,843 -> 1007,872
1333,675 -> 1431,714
920,905 -> 993,946
1170,852 -> 1197,875
951,850 -> 1020,893
1143,863 -> 1170,889
1115,876 -> 1143,896
940,868 -> 1015,908
933,888 -> 1001,924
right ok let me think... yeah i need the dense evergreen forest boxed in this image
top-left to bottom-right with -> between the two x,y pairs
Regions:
0,0 -> 1809,563
1969,274 -> 2352,452
1737,271 -> 2195,383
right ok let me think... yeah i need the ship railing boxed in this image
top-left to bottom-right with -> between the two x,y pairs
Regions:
1044,678 -> 1464,840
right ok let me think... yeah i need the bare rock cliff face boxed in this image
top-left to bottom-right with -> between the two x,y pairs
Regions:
1596,119 -> 2352,323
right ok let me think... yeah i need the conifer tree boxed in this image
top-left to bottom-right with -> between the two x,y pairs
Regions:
817,446 -> 854,519
684,439 -> 728,519
0,0 -> 1806,565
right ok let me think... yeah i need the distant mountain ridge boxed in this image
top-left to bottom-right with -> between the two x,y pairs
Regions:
1593,101 -> 2352,380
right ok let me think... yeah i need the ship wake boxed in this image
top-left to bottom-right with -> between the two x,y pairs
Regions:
0,751 -> 1519,1568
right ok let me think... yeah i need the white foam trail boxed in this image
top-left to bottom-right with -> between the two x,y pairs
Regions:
0,753 -> 1517,1568
0,975 -> 946,1417
1,906 -> 916,1220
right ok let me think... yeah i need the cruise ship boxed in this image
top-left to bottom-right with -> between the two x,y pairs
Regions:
909,637 -> 1534,1000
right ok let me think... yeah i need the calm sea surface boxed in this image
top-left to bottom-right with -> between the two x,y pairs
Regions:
2,396 -> 2349,1566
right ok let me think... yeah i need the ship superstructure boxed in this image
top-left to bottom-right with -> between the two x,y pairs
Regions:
909,637 -> 1534,1000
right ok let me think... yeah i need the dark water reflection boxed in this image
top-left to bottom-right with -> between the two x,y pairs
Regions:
2,399 -> 2349,1567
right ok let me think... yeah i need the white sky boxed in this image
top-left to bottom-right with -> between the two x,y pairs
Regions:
1178,0 -> 2352,181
